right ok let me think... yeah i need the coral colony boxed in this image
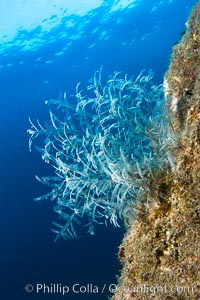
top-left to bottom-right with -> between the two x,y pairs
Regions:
28,69 -> 175,241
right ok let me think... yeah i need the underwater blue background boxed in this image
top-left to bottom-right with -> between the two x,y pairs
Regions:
0,0 -> 197,299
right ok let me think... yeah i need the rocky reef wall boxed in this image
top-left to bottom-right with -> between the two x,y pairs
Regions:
111,2 -> 200,300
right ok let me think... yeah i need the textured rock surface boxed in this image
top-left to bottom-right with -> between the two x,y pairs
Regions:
111,3 -> 200,300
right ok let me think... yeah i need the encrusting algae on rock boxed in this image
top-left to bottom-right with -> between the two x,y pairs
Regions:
111,2 -> 200,300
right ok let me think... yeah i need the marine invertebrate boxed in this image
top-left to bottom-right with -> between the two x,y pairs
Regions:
28,68 -> 174,241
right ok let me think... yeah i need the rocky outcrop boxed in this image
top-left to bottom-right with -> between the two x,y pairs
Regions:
111,3 -> 200,300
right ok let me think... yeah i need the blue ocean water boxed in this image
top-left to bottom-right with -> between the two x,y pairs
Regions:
0,0 -> 197,299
